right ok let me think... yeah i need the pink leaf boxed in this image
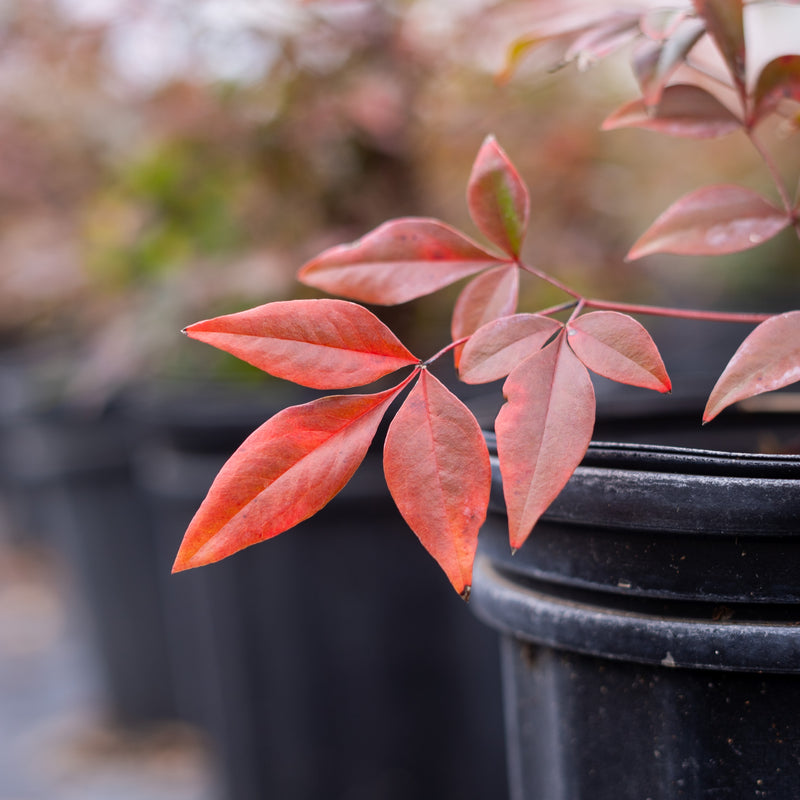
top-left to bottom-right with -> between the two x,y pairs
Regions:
451,264 -> 519,367
692,0 -> 746,91
567,311 -> 671,392
384,371 -> 491,597
467,135 -> 530,257
184,299 -> 418,389
495,333 -> 595,550
704,312 -> 800,422
458,313 -> 563,385
752,55 -> 800,125
562,12 -> 642,69
298,218 -> 506,305
173,383 -> 410,571
627,184 -> 790,259
603,84 -> 741,138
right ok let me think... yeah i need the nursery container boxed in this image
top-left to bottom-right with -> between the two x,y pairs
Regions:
130,382 -> 508,800
471,405 -> 800,800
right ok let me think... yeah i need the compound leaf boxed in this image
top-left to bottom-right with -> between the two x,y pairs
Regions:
184,299 -> 418,389
384,371 -> 491,597
298,218 -> 505,305
173,384 -> 410,572
704,312 -> 800,421
495,334 -> 595,550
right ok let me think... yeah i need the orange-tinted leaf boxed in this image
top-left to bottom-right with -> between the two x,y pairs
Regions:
495,333 -> 595,550
632,18 -> 706,106
704,312 -> 800,422
298,218 -> 505,305
384,371 -> 491,597
752,56 -> 800,125
567,311 -> 671,392
451,264 -> 519,367
603,84 -> 741,138
458,313 -> 563,384
184,299 -> 418,389
467,136 -> 530,257
173,384 -> 409,571
627,184 -> 790,259
693,0 -> 746,91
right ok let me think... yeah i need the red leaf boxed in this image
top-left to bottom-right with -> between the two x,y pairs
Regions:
384,371 -> 491,597
458,313 -> 563,385
603,84 -> 741,138
627,184 -> 790,259
692,0 -> 746,91
184,299 -> 418,389
467,136 -> 530,258
704,312 -> 800,422
451,264 -> 519,367
298,218 -> 505,305
752,56 -> 800,125
567,311 -> 671,392
173,384 -> 410,572
495,333 -> 595,550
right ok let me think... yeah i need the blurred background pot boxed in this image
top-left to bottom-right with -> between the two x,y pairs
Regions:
472,406 -> 800,800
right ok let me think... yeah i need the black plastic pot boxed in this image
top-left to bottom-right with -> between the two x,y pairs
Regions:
129,382 -> 508,800
472,407 -> 800,800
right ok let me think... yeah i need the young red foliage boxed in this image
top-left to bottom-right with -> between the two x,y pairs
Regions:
692,0 -> 746,94
450,264 -> 519,367
184,299 -> 418,389
602,84 -> 742,139
627,184 -> 791,259
297,218 -> 507,305
495,332 -> 595,550
567,311 -> 672,392
752,56 -> 800,125
458,313 -> 563,385
172,384 -> 411,572
467,135 -> 530,258
384,370 -> 491,597
704,311 -> 800,422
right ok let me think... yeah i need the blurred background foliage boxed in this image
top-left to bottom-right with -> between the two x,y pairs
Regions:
1,0 -> 797,403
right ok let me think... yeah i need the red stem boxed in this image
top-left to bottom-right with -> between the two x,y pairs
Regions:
584,298 -> 772,324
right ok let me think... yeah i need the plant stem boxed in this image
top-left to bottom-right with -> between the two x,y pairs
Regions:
748,130 -> 795,214
583,297 -> 773,324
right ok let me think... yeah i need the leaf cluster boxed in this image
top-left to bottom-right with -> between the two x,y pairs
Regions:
174,0 -> 800,596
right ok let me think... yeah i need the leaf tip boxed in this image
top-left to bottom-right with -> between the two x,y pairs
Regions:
459,585 -> 472,602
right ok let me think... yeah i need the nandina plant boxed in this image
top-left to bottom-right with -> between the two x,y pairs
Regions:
173,0 -> 799,598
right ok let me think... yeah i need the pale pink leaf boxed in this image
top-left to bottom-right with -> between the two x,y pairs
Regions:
384,371 -> 491,597
184,299 -> 418,389
692,0 -> 746,91
451,264 -> 519,367
173,383 -> 409,571
495,333 -> 596,550
627,184 -> 790,259
752,55 -> 800,125
458,313 -> 563,384
567,311 -> 671,392
704,312 -> 800,421
603,84 -> 741,138
467,136 -> 530,257
298,218 -> 505,305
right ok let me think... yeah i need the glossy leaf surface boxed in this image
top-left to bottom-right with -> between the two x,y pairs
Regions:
495,334 -> 595,550
184,299 -> 418,389
568,311 -> 671,392
603,84 -> 741,138
459,313 -> 563,384
384,371 -> 491,596
467,135 -> 530,257
627,184 -> 790,259
451,264 -> 519,366
298,218 -> 505,305
173,385 -> 408,572
704,312 -> 800,421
